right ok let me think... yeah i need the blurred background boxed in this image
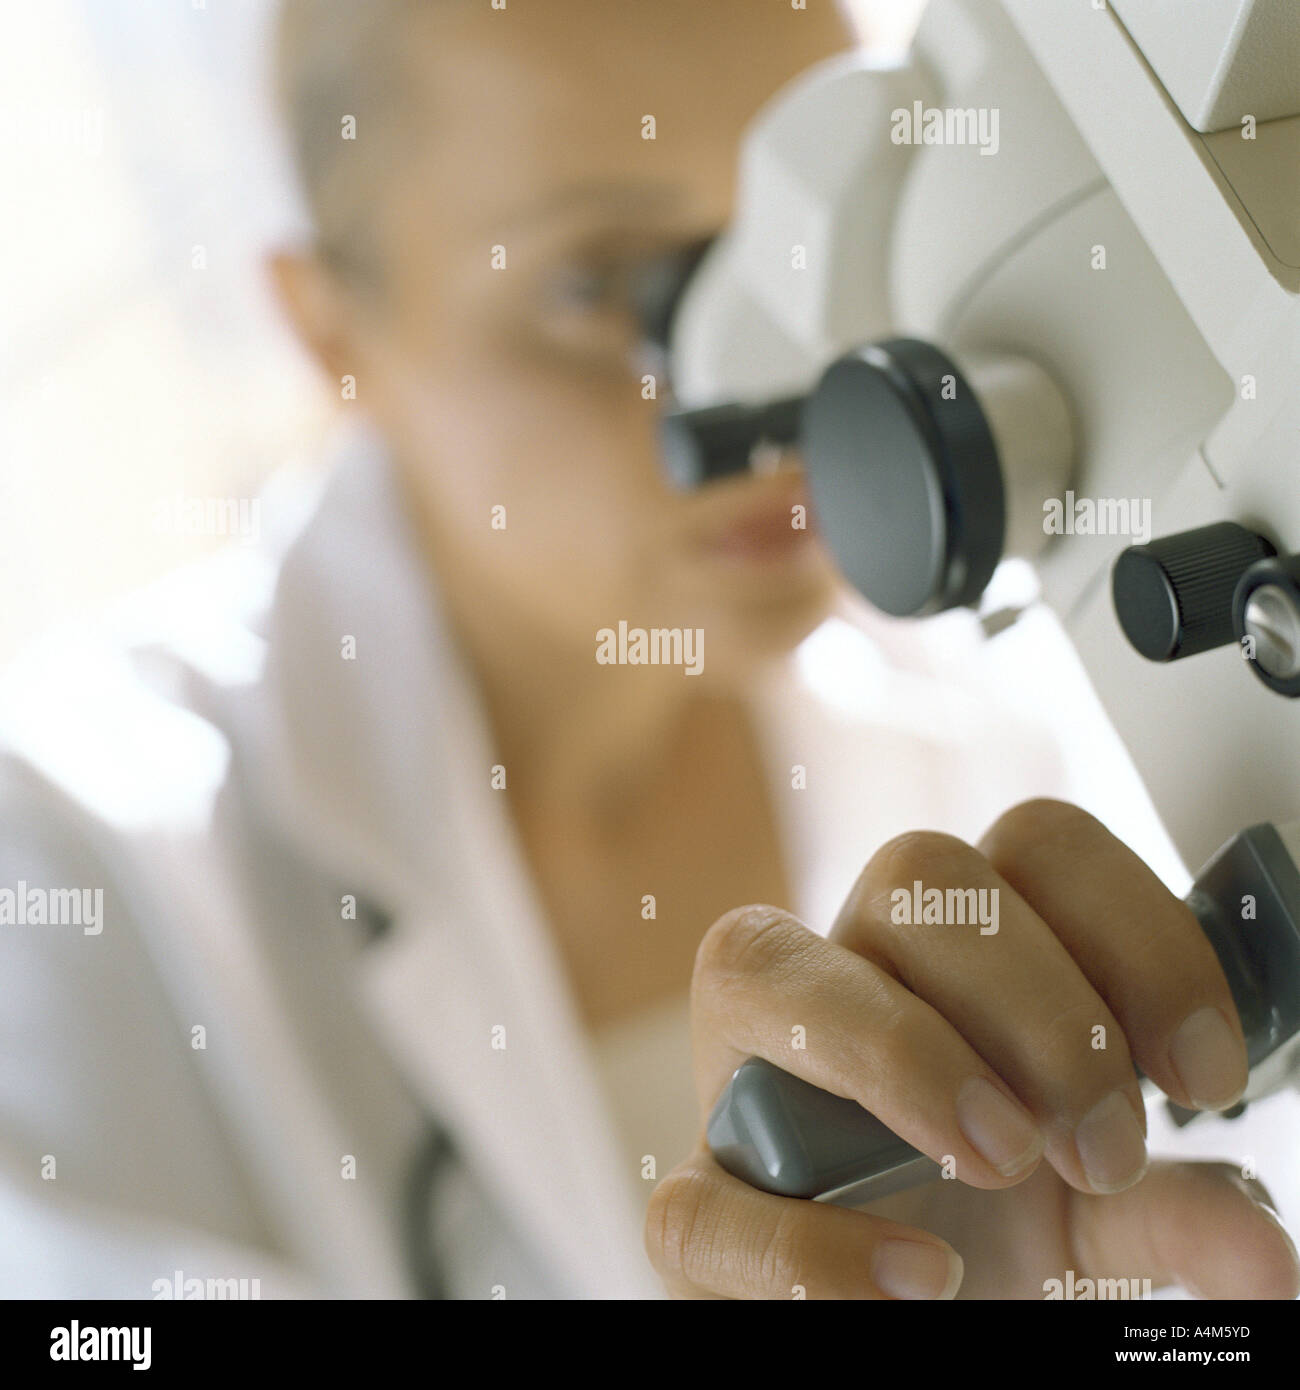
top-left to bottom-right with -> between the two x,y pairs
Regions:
3,0 -> 1297,1283
0,0 -> 925,663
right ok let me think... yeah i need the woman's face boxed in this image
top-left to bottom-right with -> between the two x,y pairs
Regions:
335,0 -> 854,679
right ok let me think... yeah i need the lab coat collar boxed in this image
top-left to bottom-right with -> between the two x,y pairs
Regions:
244,428 -> 660,1298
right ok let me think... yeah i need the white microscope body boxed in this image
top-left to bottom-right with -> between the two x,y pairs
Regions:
671,0 -> 1300,874
677,3 -> 1300,1171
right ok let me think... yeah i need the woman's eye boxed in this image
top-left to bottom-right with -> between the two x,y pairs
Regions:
532,260 -> 647,367
546,264 -> 624,313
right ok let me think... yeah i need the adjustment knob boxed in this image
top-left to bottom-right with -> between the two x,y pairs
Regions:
801,339 -> 1072,617
1113,522 -> 1276,662
657,337 -> 1072,616
1234,553 -> 1300,698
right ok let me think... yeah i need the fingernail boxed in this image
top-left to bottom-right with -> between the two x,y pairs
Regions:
1261,1210 -> 1300,1298
872,1240 -> 963,1300
1230,1173 -> 1278,1216
1075,1090 -> 1148,1194
956,1076 -> 1043,1176
1169,1006 -> 1247,1110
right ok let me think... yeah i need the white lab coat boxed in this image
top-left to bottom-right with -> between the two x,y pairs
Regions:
0,425 -> 1233,1300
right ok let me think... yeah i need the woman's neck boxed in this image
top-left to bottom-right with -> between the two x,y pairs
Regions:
441,581 -> 716,830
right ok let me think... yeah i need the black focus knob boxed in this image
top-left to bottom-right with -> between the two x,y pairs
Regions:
800,339 -> 1006,617
658,337 -> 1070,616
1112,522 -> 1276,663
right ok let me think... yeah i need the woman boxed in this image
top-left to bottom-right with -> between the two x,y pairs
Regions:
0,0 -> 1293,1301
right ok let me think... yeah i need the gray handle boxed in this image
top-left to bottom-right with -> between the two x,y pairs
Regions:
707,823 -> 1300,1206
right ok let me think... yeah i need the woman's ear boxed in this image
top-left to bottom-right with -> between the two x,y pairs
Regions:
267,247 -> 359,383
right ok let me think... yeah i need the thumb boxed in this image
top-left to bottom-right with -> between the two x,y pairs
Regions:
1067,1159 -> 1300,1300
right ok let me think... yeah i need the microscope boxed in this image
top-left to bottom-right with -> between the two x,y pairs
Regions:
656,0 -> 1300,1206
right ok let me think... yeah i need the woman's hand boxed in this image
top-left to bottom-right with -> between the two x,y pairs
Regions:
644,799 -> 1300,1299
